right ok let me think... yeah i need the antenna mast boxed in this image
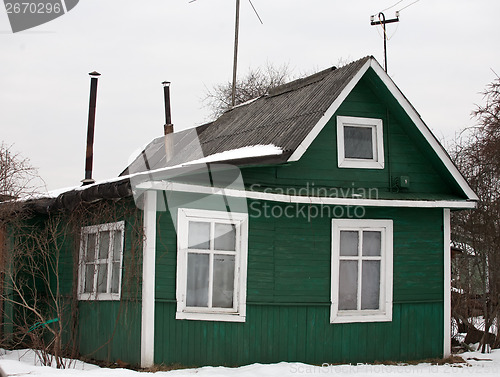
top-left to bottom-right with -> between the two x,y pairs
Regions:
231,0 -> 241,107
190,0 -> 263,107
370,11 -> 400,73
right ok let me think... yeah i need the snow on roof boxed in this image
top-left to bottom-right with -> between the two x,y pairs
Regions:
18,144 -> 282,207
183,144 -> 283,165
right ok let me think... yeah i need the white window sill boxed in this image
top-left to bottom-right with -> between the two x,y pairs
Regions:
176,311 -> 246,322
338,159 -> 385,169
78,293 -> 121,301
330,310 -> 392,324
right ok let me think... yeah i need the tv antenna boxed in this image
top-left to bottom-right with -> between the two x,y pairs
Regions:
370,11 -> 399,73
190,0 -> 263,107
370,0 -> 420,73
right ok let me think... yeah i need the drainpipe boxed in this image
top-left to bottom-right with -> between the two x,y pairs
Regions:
82,71 -> 100,185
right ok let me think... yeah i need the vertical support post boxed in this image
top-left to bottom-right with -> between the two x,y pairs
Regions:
231,0 -> 241,107
443,208 -> 451,357
141,190 -> 157,368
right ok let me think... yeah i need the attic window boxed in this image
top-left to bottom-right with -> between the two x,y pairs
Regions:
337,116 -> 384,169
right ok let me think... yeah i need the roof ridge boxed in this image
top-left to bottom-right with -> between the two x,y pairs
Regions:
268,66 -> 337,97
268,56 -> 371,98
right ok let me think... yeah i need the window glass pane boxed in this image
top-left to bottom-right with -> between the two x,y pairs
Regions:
344,126 -> 374,160
84,264 -> 94,293
186,253 -> 209,307
363,231 -> 381,256
212,254 -> 235,308
340,231 -> 358,256
110,262 -> 120,294
99,231 -> 110,260
361,260 -> 380,310
112,230 -> 122,261
188,222 -> 210,250
85,234 -> 96,262
214,223 -> 236,251
339,260 -> 358,310
96,264 -> 108,293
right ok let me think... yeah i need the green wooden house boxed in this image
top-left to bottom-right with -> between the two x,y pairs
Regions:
8,56 -> 477,368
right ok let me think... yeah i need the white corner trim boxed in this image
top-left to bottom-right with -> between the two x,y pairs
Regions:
141,190 -> 157,368
287,59 -> 372,162
443,208 -> 451,358
368,60 -> 478,201
136,181 -> 476,209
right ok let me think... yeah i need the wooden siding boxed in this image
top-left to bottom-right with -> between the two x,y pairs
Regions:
78,300 -> 141,364
241,75 -> 459,198
154,302 -> 443,366
44,200 -> 145,362
153,202 -> 445,366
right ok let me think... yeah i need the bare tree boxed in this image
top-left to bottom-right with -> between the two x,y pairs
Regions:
2,214 -> 70,368
0,142 -> 42,201
0,144 -> 70,366
451,75 -> 500,352
203,62 -> 294,119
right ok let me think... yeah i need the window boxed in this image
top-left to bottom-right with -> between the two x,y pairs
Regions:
176,208 -> 248,322
337,116 -> 384,169
331,219 -> 393,323
78,221 -> 125,301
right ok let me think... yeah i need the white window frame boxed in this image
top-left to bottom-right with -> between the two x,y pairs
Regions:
337,116 -> 385,169
176,208 -> 248,322
78,221 -> 125,301
331,219 -> 393,323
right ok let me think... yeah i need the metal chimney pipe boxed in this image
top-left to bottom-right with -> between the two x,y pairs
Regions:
162,81 -> 174,163
162,81 -> 173,135
82,71 -> 100,185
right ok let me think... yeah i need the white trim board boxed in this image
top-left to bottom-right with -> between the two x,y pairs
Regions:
286,57 -> 478,201
136,181 -> 476,209
141,190 -> 157,368
443,209 -> 451,357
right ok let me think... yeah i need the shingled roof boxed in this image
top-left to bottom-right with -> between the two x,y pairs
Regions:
122,56 -> 371,176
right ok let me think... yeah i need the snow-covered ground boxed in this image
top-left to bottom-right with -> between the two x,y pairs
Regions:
0,348 -> 499,376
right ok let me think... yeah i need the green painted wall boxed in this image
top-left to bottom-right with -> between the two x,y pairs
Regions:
154,302 -> 442,366
78,300 -> 140,364
154,203 -> 445,366
35,200 -> 144,363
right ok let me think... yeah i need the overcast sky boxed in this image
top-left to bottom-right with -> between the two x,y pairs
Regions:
1,0 -> 499,191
